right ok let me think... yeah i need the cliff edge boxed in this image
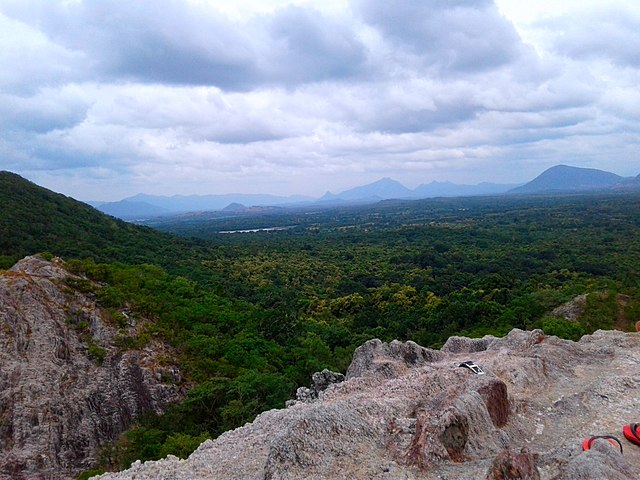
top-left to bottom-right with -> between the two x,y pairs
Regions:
0,256 -> 184,480
95,329 -> 640,479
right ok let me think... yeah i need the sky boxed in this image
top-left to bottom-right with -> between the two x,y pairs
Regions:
1,0 -> 639,201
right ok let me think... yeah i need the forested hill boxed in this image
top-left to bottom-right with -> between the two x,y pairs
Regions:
509,165 -> 627,194
0,171 -> 193,268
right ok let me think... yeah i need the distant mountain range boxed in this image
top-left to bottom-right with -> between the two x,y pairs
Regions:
96,178 -> 520,220
320,177 -> 413,202
319,178 -> 517,204
93,165 -> 639,220
90,199 -> 171,219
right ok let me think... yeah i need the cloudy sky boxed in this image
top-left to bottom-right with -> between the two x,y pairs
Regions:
1,0 -> 639,201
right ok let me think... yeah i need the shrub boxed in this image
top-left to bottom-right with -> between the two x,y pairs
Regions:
157,432 -> 210,459
75,467 -> 105,480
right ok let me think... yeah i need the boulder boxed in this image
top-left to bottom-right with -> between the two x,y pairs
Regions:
552,294 -> 588,321
291,369 -> 345,404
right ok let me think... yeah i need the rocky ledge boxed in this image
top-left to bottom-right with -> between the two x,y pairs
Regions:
0,256 -> 184,480
95,329 -> 640,480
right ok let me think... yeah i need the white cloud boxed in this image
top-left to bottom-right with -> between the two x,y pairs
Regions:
547,6 -> 640,67
1,0 -> 369,89
0,12 -> 86,92
353,0 -> 524,74
0,0 -> 639,200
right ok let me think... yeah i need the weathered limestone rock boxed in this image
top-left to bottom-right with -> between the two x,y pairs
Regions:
5,257 -> 638,480
290,369 -> 345,404
553,440 -> 637,480
0,256 -> 184,480
346,338 -> 443,379
486,448 -> 540,480
310,369 -> 345,394
94,328 -> 640,480
441,334 -> 494,353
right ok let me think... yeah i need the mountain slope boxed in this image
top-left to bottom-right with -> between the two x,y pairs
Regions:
0,171 -> 188,266
613,173 -> 640,191
124,192 -> 313,213
509,165 -> 625,194
334,177 -> 413,201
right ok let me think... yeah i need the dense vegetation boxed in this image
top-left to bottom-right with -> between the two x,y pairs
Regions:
150,193 -> 640,342
0,171 -> 195,269
2,172 -> 640,476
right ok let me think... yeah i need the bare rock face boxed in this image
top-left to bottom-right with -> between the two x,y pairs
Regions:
346,338 -> 443,379
551,294 -> 588,321
94,328 -> 640,480
290,369 -> 345,404
0,256 -> 183,480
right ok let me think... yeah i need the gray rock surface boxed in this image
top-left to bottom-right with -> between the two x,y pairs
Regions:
346,338 -> 443,379
551,294 -> 588,321
94,328 -> 640,480
290,369 -> 345,404
0,256 -> 184,480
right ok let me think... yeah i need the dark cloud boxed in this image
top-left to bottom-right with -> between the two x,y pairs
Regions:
1,0 -> 368,90
0,11 -> 87,93
26,128 -> 136,172
266,6 -> 368,84
353,0 -> 524,73
364,98 -> 480,134
0,90 -> 89,134
2,0 -> 261,89
0,130 -> 104,173
205,127 -> 288,145
490,111 -> 594,147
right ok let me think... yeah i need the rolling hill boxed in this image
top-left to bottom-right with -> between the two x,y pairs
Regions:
509,165 -> 627,194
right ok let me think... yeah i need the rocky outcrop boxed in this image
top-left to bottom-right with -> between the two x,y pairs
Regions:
0,256 -> 184,480
290,369 -> 345,404
94,328 -> 640,480
551,294 -> 588,321
346,339 -> 443,379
